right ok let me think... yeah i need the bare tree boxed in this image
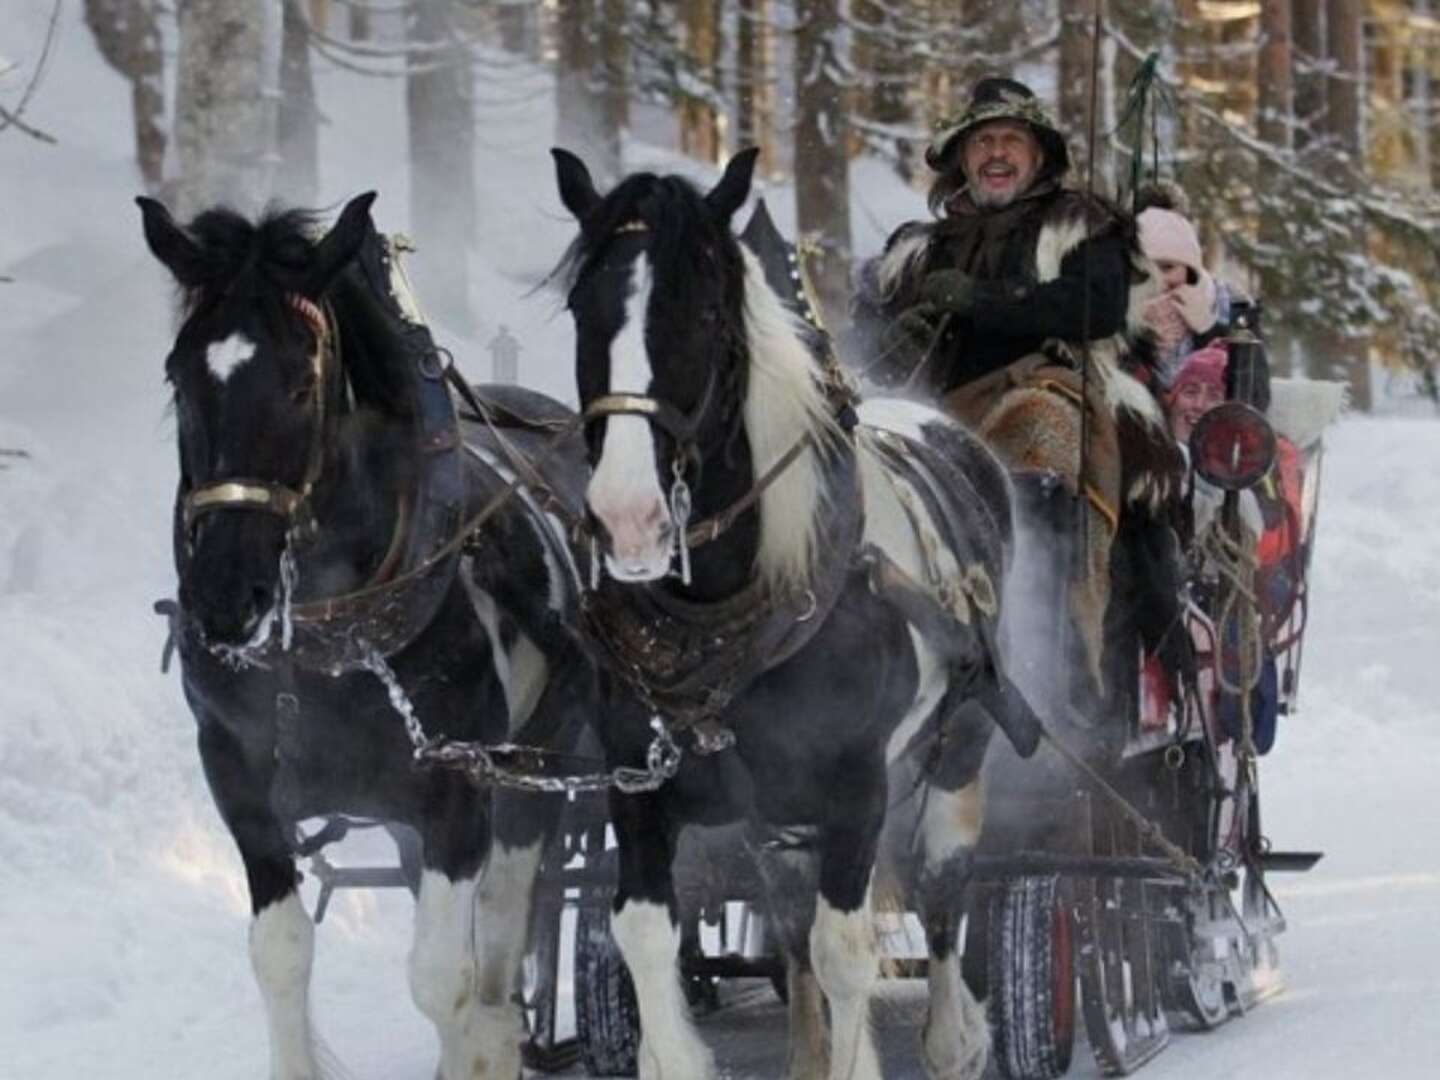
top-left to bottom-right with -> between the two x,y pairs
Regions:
276,0 -> 319,206
172,0 -> 281,217
1257,0 -> 1294,150
1325,0 -> 1370,407
1292,0 -> 1326,157
1058,0 -> 1103,183
82,0 -> 166,189
735,0 -> 775,171
1326,0 -> 1363,165
555,0 -> 622,182
599,0 -> 628,176
793,0 -> 852,325
406,0 -> 476,332
678,0 -> 724,163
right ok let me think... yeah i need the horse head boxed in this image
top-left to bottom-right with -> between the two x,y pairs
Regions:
551,148 -> 837,599
138,192 -> 375,648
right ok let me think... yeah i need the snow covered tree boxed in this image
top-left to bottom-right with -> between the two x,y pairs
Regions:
793,0 -> 852,325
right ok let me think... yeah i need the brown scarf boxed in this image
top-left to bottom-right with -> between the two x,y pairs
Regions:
936,178 -> 1062,280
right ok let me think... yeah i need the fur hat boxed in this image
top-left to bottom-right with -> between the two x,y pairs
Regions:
926,77 -> 1070,181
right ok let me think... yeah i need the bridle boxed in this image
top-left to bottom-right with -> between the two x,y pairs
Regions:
181,294 -> 335,541
575,217 -> 848,586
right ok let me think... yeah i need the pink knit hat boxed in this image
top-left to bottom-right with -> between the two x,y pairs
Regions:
1139,206 -> 1218,334
1165,344 -> 1227,404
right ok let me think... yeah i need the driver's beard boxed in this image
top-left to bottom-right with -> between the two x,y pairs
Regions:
970,184 -> 1022,210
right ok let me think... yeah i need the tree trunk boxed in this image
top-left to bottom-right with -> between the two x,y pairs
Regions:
1292,0 -> 1325,157
1058,0 -> 1103,186
736,0 -> 775,172
599,0 -> 628,176
851,0 -> 915,179
277,0 -> 319,206
678,0 -> 723,164
82,0 -> 167,193
406,0 -> 476,333
555,0 -> 621,182
1326,0 -> 1363,165
1323,0 -> 1370,409
1258,0 -> 1294,150
793,0 -> 851,326
172,0 -> 280,217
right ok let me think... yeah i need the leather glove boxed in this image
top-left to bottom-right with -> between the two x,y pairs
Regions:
871,303 -> 943,387
918,268 -> 978,316
880,303 -> 941,358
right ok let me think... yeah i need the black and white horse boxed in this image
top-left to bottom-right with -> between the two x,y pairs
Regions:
139,193 -> 589,1080
551,148 -> 1034,1079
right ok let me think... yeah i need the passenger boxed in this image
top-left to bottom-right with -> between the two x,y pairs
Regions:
1135,188 -> 1228,387
1134,184 -> 1272,411
1163,344 -> 1299,755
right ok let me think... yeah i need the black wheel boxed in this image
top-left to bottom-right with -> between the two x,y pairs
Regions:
988,875 -> 1076,1080
574,897 -> 641,1077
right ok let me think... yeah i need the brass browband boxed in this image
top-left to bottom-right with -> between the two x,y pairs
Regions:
186,481 -> 303,524
584,394 -> 663,421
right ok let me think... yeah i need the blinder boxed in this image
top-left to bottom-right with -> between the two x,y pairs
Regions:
181,293 -> 334,540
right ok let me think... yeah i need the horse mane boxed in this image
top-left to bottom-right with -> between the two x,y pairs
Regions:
174,206 -> 321,316
736,244 -> 843,592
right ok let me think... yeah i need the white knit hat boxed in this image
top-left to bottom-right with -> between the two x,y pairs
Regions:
1137,206 -> 1204,273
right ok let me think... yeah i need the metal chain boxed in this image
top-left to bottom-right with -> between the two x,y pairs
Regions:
357,640 -> 682,794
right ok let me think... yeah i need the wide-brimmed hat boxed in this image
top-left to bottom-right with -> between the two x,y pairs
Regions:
926,77 -> 1071,180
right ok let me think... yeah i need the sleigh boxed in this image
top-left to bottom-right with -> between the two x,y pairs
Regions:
965,367 -> 1345,1077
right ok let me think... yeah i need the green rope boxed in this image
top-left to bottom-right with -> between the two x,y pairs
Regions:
1110,51 -> 1176,212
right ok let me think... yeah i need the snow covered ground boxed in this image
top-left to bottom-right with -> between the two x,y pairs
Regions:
3,6 -> 1438,1078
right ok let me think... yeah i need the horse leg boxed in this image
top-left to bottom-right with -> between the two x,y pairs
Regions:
467,788 -> 565,1079
197,722 -> 318,1080
753,837 -> 828,1080
812,766 -> 886,1080
608,790 -> 715,1079
407,771 -> 495,1080
916,778 -> 990,1080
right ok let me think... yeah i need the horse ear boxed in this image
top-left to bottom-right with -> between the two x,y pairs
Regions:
705,147 -> 760,222
136,196 -> 207,287
304,191 -> 377,296
551,147 -> 601,222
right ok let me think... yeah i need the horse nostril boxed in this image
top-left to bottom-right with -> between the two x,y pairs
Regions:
250,585 -> 273,621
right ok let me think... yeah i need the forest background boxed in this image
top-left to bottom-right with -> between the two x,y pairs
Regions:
7,0 -> 1440,413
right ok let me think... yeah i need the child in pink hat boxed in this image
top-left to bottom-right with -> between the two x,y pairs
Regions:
1163,343 -> 1227,444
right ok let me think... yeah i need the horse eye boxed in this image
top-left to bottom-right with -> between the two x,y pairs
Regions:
290,375 -> 317,404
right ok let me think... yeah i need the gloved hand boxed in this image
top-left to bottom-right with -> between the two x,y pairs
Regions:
918,268 -> 978,316
871,302 -> 943,387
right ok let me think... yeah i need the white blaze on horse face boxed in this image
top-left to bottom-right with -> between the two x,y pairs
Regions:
206,332 -> 255,382
587,259 -> 673,582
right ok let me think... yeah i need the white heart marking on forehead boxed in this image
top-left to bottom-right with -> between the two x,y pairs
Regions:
206,332 -> 255,382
